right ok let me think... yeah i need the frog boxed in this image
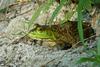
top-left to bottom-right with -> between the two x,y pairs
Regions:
27,21 -> 95,49
12,21 -> 95,50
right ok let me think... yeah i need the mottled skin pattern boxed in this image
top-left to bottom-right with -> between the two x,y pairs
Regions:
29,21 -> 95,49
12,21 -> 95,50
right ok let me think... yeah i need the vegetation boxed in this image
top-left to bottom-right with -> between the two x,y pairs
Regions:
0,0 -> 100,66
28,0 -> 100,66
28,0 -> 95,46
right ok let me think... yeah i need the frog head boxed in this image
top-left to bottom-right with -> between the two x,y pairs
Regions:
28,24 -> 56,40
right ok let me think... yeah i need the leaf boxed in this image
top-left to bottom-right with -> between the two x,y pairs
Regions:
95,55 -> 100,62
92,62 -> 100,67
43,0 -> 54,11
65,9 -> 75,21
77,57 -> 96,64
49,3 -> 62,24
77,55 -> 100,65
78,0 -> 92,11
77,0 -> 92,45
48,0 -> 70,24
94,0 -> 100,4
28,0 -> 54,29
28,4 -> 44,28
77,11 -> 84,44
97,37 -> 100,55
0,8 -> 7,13
77,0 -> 84,44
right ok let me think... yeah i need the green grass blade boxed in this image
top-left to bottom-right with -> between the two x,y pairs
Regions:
49,0 -> 70,24
77,10 -> 84,44
77,0 -> 92,45
97,37 -> 100,55
77,57 -> 97,64
48,4 -> 62,24
43,0 -> 54,11
28,0 -> 54,29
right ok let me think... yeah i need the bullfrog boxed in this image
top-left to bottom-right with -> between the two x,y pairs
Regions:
27,21 -> 95,49
12,21 -> 95,50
